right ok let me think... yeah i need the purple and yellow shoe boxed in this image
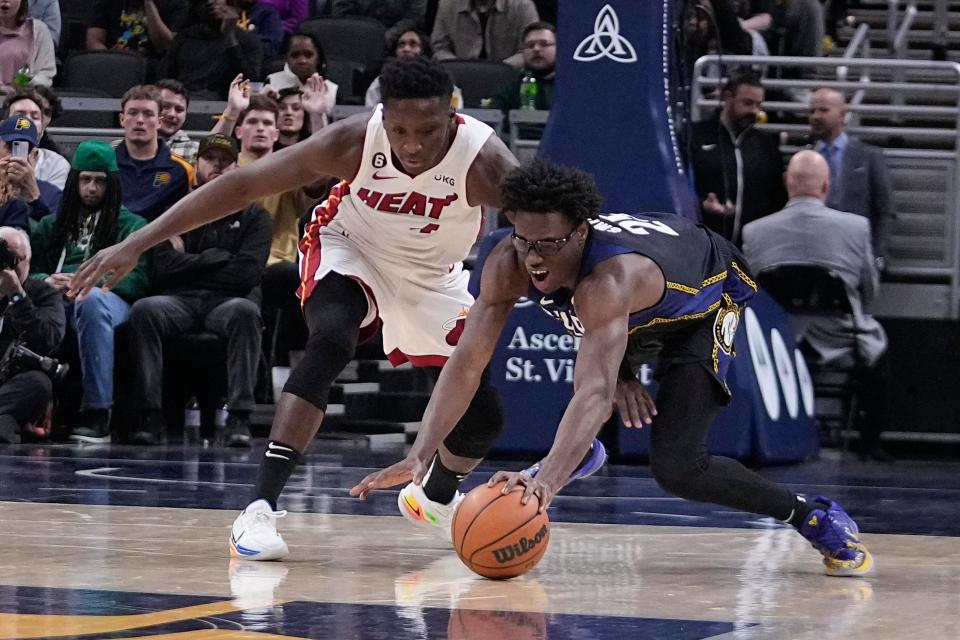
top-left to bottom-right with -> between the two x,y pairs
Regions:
523,438 -> 608,485
799,496 -> 874,577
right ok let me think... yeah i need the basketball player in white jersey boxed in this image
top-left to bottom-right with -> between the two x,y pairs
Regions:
69,58 -> 534,560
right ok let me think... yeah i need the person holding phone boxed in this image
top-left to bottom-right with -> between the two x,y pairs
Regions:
0,115 -> 49,232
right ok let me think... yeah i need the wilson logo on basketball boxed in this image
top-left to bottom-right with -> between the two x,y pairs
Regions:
491,523 -> 549,564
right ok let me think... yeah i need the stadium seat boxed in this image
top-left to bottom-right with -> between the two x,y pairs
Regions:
440,59 -> 517,108
325,55 -> 366,104
62,51 -> 148,98
757,264 -> 866,451
295,16 -> 385,76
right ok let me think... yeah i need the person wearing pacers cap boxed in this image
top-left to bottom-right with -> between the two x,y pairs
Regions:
28,140 -> 151,443
0,114 -> 55,231
126,133 -> 272,447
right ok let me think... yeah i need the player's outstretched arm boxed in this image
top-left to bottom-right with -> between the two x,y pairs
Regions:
350,237 -> 527,498
68,113 -> 370,298
493,258 -> 665,510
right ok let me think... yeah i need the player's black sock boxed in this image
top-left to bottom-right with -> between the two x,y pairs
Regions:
252,440 -> 302,510
421,454 -> 467,505
787,495 -> 820,529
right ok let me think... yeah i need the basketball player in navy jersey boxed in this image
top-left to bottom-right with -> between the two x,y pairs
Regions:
353,159 -> 874,577
69,58 -> 606,561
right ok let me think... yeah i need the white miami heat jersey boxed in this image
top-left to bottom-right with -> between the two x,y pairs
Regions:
321,104 -> 493,267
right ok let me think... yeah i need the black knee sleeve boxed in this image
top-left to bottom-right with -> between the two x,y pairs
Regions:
282,273 -> 368,410
440,367 -> 505,459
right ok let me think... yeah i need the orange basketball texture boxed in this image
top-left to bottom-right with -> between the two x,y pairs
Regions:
452,482 -> 551,579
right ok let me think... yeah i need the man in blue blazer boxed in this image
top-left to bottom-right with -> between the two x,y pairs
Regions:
809,88 -> 896,271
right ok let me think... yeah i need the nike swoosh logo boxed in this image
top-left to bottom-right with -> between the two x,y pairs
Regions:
403,495 -> 424,520
268,442 -> 293,453
265,452 -> 291,460
372,172 -> 395,180
540,298 -> 554,305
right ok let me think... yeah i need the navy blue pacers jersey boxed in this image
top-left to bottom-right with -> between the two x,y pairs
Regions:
532,212 -> 758,399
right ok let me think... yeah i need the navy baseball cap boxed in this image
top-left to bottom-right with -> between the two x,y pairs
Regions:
0,115 -> 39,148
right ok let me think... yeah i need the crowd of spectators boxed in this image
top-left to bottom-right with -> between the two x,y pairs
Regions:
0,0 -> 900,458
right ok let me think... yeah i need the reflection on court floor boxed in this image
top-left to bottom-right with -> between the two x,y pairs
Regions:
0,444 -> 958,639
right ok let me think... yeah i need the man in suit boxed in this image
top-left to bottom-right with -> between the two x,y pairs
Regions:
742,150 -> 892,461
809,88 -> 896,270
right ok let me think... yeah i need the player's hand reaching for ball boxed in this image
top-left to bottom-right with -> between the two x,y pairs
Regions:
68,239 -> 142,298
615,377 -> 657,428
350,455 -> 429,500
488,470 -> 557,512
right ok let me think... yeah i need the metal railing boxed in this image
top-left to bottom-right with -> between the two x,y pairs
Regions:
693,53 -> 960,319
839,23 -> 872,127
891,0 -> 919,57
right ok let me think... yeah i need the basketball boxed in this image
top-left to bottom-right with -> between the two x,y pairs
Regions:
452,481 -> 550,580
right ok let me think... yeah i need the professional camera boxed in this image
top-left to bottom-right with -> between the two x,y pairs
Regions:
0,339 -> 69,384
0,238 -> 21,272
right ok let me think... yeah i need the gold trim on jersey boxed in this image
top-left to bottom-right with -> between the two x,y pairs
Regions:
629,299 -> 723,332
665,268 -> 729,297
665,281 -> 700,295
731,261 -> 758,291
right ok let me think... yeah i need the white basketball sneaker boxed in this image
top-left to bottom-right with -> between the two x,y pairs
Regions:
398,482 -> 464,535
229,499 -> 289,561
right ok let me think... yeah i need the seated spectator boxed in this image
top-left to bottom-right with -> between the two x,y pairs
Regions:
30,85 -> 63,155
29,0 -> 60,44
275,87 -> 310,149
0,115 -> 54,229
431,0 -> 538,69
127,133 -> 272,446
265,31 -> 337,120
155,78 -> 200,165
689,71 -> 785,245
0,226 -> 65,444
115,84 -> 194,221
86,0 -> 189,58
332,0 -> 426,47
259,0 -> 307,34
235,0 -> 284,60
686,0 -> 755,68
28,141 -> 150,444
365,29 -> 462,108
743,150 -> 892,461
0,0 -> 57,93
3,89 -> 70,190
741,0 -> 823,58
159,0 -> 262,101
215,93 -> 323,365
491,20 -> 555,131
218,73 -> 329,142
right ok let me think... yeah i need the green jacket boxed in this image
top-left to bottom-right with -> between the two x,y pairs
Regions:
29,207 -> 151,302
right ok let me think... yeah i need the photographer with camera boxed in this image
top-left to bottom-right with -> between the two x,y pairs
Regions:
0,226 -> 66,444
0,115 -> 53,232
